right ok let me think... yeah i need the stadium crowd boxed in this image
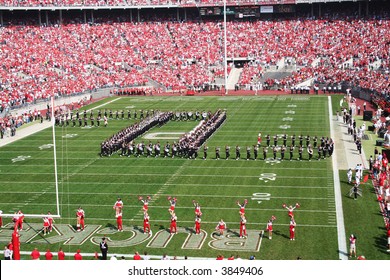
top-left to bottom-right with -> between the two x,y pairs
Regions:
0,12 -> 389,112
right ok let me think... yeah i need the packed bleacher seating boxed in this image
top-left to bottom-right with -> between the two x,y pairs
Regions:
0,6 -> 389,113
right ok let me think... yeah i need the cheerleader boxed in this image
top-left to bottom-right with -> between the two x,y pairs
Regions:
283,203 -> 300,218
139,196 -> 151,212
194,216 -> 201,235
239,214 -> 247,238
47,211 -> 54,233
170,212 -> 177,234
116,211 -> 123,232
76,207 -> 85,231
266,216 -> 276,240
143,211 -> 151,234
42,216 -> 50,236
193,200 -> 202,217
168,196 -> 177,214
289,218 -> 296,241
216,219 -> 226,237
237,199 -> 248,215
113,198 -> 123,216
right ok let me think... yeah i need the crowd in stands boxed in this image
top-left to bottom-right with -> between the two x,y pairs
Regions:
0,10 -> 389,113
0,0 -> 292,7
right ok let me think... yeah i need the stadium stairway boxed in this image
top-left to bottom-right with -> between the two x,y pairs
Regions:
226,67 -> 242,90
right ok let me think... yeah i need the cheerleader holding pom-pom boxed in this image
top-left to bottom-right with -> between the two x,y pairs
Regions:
282,202 -> 300,218
237,199 -> 248,215
193,200 -> 202,217
215,219 -> 227,237
168,196 -> 177,214
266,215 -> 276,240
139,196 -> 151,212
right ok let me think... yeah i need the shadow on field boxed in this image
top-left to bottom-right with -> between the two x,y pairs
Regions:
272,230 -> 290,240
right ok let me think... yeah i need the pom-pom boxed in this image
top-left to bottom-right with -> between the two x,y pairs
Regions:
147,196 -> 151,200
138,196 -> 143,201
167,196 -> 172,200
236,200 -> 240,204
173,197 -> 177,202
192,200 -> 196,204
244,199 -> 248,204
282,203 -> 286,208
295,203 -> 300,208
271,215 -> 276,221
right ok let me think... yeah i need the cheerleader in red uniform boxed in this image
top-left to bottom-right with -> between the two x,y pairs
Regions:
47,211 -> 54,233
143,211 -> 151,234
168,197 -> 177,214
193,200 -> 202,217
113,198 -> 123,216
216,219 -> 226,237
14,210 -> 24,232
194,216 -> 201,234
266,216 -> 276,240
283,203 -> 300,218
239,214 -> 247,238
139,196 -> 151,212
237,199 -> 248,215
42,216 -> 50,235
289,218 -> 296,241
116,211 -> 123,232
76,207 -> 85,231
170,212 -> 177,234
0,210 -> 3,228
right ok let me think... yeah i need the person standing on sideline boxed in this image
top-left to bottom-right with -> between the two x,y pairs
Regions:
31,248 -> 40,260
74,249 -> 82,260
57,247 -> 65,260
11,229 -> 20,260
349,234 -> 357,258
100,237 -> 108,260
353,184 -> 359,200
347,168 -> 353,184
4,245 -> 12,260
45,249 -> 53,260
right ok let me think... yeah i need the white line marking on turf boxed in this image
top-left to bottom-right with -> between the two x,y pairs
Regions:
328,95 -> 348,260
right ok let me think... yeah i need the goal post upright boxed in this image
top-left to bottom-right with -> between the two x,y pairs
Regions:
51,96 -> 61,218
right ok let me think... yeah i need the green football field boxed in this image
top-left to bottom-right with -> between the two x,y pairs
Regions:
0,95 -> 387,260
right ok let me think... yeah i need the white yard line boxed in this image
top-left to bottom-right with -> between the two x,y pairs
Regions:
328,96 -> 348,260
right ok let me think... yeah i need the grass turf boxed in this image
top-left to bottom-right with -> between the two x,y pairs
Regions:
0,95 -> 388,260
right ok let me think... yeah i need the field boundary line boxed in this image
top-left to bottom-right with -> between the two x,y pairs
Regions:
329,96 -> 348,260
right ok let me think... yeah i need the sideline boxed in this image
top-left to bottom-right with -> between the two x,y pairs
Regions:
328,96 -> 348,260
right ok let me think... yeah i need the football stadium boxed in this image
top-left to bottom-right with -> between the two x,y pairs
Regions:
0,0 -> 390,266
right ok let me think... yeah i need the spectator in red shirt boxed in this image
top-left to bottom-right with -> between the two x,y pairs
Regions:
133,251 -> 142,260
31,248 -> 40,260
74,249 -> 82,260
57,247 -> 65,260
45,249 -> 53,260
